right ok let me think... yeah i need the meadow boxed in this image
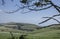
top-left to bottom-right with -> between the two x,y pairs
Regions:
0,23 -> 60,39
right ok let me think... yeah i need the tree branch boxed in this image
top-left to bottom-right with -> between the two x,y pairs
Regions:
28,5 -> 52,11
39,14 -> 60,24
49,1 -> 60,13
1,0 -> 5,5
43,17 -> 60,23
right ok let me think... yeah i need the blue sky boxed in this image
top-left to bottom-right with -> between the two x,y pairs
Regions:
0,0 -> 60,26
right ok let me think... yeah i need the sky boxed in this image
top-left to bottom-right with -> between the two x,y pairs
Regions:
0,0 -> 60,26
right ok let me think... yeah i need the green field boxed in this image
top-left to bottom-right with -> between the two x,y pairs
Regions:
0,23 -> 60,39
0,29 -> 60,39
26,30 -> 60,39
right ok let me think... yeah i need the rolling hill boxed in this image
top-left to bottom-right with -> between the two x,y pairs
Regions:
25,24 -> 60,39
0,22 -> 40,32
0,23 -> 60,39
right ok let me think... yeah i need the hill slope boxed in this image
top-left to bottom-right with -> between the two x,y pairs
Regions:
25,24 -> 60,39
0,23 -> 60,39
0,22 -> 39,32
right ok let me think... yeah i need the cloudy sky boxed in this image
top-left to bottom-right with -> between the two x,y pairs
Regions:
0,0 -> 60,26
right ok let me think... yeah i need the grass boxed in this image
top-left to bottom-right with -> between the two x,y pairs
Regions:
0,24 -> 60,39
0,29 -> 60,39
0,32 -> 20,39
25,30 -> 60,39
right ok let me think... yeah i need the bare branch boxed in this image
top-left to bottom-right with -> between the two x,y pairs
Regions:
39,14 -> 60,24
49,1 -> 60,13
1,0 -> 5,5
55,5 -> 60,9
3,4 -> 35,13
28,5 -> 52,11
43,17 -> 60,23
4,5 -> 26,13
39,18 -> 51,24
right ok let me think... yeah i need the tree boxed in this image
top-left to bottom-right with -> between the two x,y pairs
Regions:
19,34 -> 27,39
10,32 -> 15,39
0,0 -> 60,25
19,35 -> 24,39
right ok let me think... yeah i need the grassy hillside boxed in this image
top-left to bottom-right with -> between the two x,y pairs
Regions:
26,30 -> 60,39
25,24 -> 60,39
0,22 -> 39,32
0,32 -> 20,39
0,23 -> 60,39
0,22 -> 39,39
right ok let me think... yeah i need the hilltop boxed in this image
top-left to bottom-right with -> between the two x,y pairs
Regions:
0,22 -> 40,32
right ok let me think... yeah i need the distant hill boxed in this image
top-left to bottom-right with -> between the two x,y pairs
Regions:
0,22 -> 60,32
0,22 -> 40,31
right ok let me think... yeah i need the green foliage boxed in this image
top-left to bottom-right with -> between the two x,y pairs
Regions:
20,0 -> 27,4
44,0 -> 50,2
34,2 -> 42,7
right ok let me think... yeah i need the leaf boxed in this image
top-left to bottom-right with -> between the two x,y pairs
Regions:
34,2 -> 42,7
44,0 -> 50,2
20,0 -> 27,4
